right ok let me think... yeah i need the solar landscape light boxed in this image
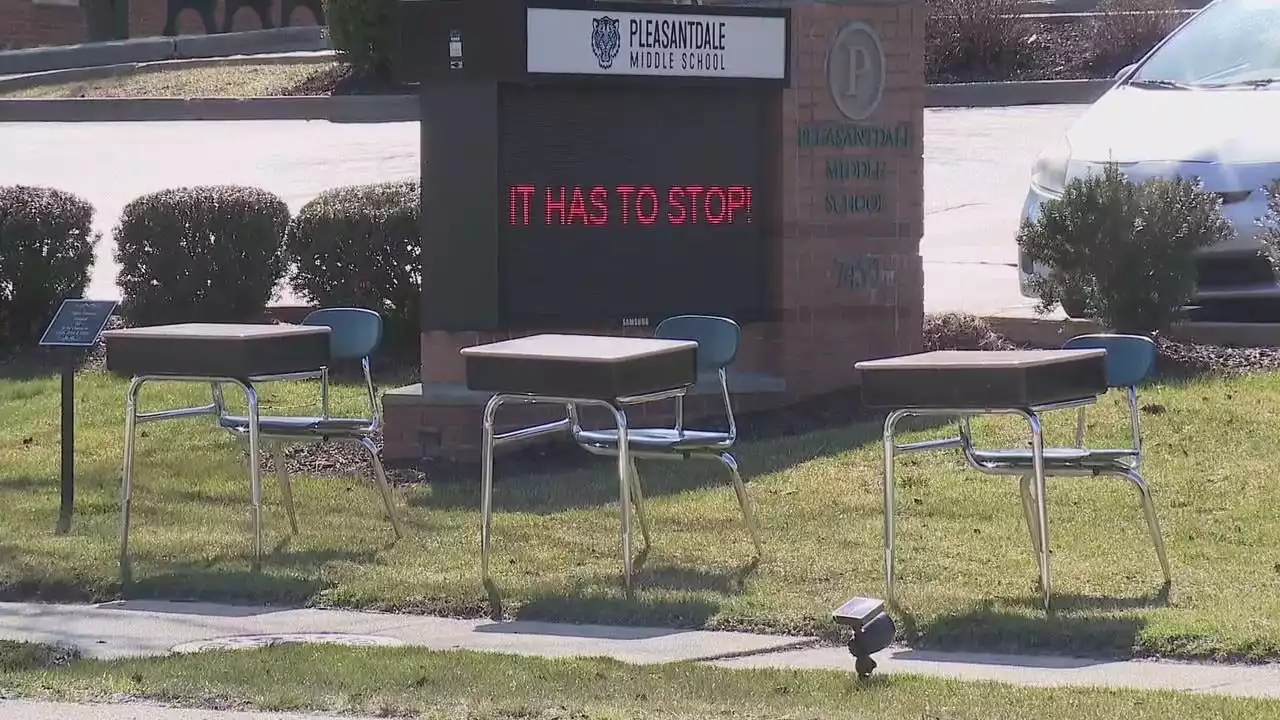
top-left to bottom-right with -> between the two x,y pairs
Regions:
831,596 -> 897,679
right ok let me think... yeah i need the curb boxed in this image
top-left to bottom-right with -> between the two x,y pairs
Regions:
0,27 -> 328,76
1014,0 -> 1205,12
984,313 -> 1280,348
1020,8 -> 1197,22
926,79 -> 1113,108
983,313 -> 1101,348
0,78 -> 1106,122
0,95 -> 417,122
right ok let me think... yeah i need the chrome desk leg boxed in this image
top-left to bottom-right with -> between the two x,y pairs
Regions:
119,376 -> 146,582
210,382 -> 226,418
606,402 -> 634,596
628,458 -> 652,550
479,394 -> 502,587
720,451 -> 763,557
1127,386 -> 1143,473
320,366 -> 331,419
361,436 -> 403,539
272,444 -> 299,535
1026,411 -> 1052,612
1121,468 -> 1172,583
240,380 -> 264,570
882,409 -> 909,605
1018,474 -> 1043,556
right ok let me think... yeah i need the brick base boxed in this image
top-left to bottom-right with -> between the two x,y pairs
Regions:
382,389 -> 788,465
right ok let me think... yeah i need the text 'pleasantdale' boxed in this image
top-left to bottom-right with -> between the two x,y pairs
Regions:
798,122 -> 913,149
629,18 -> 728,72
508,185 -> 753,226
631,18 -> 726,51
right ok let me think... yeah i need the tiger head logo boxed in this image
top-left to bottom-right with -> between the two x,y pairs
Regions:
591,16 -> 621,70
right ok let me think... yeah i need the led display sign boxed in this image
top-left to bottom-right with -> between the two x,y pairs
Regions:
496,83 -> 773,327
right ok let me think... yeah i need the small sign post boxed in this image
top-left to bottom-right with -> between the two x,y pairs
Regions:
39,299 -> 118,535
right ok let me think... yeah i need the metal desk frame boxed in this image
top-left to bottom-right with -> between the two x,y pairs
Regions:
881,396 -> 1097,613
480,386 -> 688,597
118,369 -> 322,581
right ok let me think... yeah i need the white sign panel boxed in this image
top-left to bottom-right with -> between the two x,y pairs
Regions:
526,8 -> 787,80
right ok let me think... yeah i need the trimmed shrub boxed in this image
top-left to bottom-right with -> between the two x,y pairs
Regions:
1018,162 -> 1233,334
284,179 -> 421,346
923,312 -> 1015,352
323,0 -> 397,79
0,186 -> 98,350
1090,0 -> 1183,73
113,186 -> 290,326
926,0 -> 1028,82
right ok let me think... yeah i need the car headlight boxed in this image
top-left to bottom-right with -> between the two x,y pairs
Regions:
1030,136 -> 1072,197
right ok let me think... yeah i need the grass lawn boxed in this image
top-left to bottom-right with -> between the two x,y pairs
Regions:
0,60 -> 335,99
2,643 -> 1277,719
3,367 -> 1280,661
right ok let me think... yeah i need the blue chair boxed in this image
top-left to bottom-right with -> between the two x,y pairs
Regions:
572,315 -> 762,556
961,333 -> 1171,584
212,308 -> 403,539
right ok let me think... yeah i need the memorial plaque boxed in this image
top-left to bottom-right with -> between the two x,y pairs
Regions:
38,299 -> 117,348
39,298 -> 117,534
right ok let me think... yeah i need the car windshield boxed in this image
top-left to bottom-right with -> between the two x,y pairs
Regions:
1131,0 -> 1280,88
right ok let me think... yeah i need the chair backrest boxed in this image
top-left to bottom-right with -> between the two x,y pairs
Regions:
654,315 -> 740,372
302,308 -> 383,361
1062,333 -> 1155,388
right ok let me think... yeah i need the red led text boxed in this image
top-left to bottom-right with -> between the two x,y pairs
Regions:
508,184 -> 753,227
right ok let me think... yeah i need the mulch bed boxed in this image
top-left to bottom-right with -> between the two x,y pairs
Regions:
284,63 -> 416,97
1154,336 -> 1280,378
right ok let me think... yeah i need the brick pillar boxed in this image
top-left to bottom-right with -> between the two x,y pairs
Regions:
775,0 -> 926,398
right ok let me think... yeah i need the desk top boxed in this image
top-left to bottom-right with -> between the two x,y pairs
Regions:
103,322 -> 331,379
461,334 -> 697,363
856,349 -> 1105,371
102,323 -> 329,341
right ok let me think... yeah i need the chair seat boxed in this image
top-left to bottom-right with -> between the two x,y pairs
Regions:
970,447 -> 1138,468
219,415 -> 373,436
576,428 -> 732,451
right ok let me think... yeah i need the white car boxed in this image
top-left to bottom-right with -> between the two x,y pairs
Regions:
1018,0 -> 1280,317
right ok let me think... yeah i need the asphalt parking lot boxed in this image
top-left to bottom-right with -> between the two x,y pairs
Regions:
0,104 -> 1087,314
922,105 -> 1085,313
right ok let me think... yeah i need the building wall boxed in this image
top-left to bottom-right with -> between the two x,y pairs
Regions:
0,0 -> 89,49
0,0 -> 320,50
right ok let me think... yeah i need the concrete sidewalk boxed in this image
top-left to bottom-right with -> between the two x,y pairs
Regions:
4,600 -> 1280,702
0,600 -> 814,664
